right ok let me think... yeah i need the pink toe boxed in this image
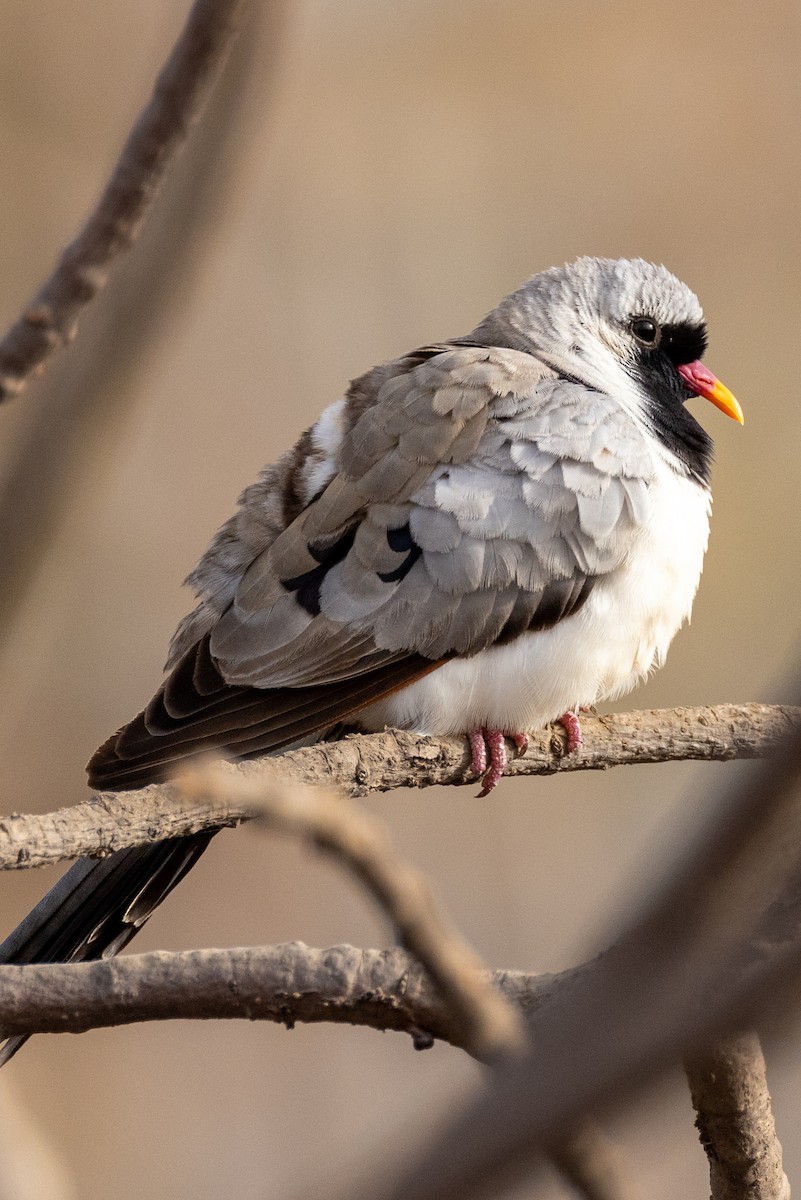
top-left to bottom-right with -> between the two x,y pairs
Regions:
510,732 -> 529,755
557,711 -> 583,754
478,730 -> 508,796
469,728 -> 488,776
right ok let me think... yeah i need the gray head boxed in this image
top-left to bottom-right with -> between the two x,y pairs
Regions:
473,257 -> 704,394
468,256 -> 741,482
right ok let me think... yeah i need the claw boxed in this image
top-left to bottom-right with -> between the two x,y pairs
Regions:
479,730 -> 508,795
557,710 -> 583,754
510,732 -> 529,755
468,727 -> 530,796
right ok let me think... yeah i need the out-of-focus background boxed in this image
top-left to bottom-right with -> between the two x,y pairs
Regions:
0,2 -> 798,1197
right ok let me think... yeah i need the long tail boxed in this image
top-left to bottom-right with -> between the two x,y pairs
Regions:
0,830 -> 216,1065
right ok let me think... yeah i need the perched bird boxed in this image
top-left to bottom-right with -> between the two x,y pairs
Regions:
0,257 -> 742,1063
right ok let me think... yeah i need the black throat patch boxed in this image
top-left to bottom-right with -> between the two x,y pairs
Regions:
634,322 -> 713,486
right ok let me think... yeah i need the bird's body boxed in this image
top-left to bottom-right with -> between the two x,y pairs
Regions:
88,257 -> 740,790
0,257 -> 742,1063
363,459 -> 710,739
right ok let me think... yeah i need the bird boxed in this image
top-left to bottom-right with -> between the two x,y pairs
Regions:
0,256 -> 742,1063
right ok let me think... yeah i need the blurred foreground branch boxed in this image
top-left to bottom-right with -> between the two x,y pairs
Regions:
0,1 -> 288,649
0,704 -> 795,871
0,1077 -> 76,1200
178,762 -> 525,1062
0,0 -> 253,403
1,703 -> 798,1198
343,700 -> 801,1200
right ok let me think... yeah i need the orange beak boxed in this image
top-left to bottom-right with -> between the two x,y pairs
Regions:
677,360 -> 744,425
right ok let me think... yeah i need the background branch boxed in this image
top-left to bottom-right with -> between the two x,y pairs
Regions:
0,1 -> 288,652
0,0 -> 253,404
685,1032 -> 790,1200
3,706 -> 796,1197
0,705 -> 796,871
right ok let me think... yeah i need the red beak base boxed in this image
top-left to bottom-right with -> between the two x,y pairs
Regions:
676,360 -> 744,424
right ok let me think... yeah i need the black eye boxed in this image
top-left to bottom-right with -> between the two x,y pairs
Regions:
631,317 -> 660,346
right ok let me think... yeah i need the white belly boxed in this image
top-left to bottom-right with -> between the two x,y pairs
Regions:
360,469 -> 710,736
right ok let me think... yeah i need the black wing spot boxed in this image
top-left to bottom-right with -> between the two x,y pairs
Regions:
528,575 -> 596,632
495,575 -> 597,645
387,524 -> 415,553
282,526 -> 358,616
494,594 -> 538,645
378,523 -> 422,583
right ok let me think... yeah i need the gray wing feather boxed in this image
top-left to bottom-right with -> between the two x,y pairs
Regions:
576,481 -> 627,541
176,345 -> 660,691
408,506 -> 462,552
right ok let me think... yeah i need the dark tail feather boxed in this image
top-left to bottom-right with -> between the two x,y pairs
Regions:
0,830 -> 217,1065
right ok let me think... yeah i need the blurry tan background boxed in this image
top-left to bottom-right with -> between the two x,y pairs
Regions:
0,2 -> 798,1197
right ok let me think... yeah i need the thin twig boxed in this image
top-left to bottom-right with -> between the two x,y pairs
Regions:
0,3 -> 285,651
0,0 -> 253,402
177,762 -> 525,1062
685,1032 -> 790,1200
0,705 -> 795,872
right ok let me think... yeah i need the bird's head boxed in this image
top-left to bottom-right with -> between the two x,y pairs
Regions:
476,256 -> 743,433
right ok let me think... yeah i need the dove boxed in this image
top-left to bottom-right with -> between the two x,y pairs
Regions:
0,257 -> 742,1062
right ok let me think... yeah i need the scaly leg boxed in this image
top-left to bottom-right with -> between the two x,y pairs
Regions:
469,728 -> 530,796
557,710 -> 583,754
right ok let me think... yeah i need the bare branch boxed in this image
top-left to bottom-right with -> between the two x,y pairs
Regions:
686,1032 -> 790,1200
0,4 -> 285,652
178,768 -> 622,1197
550,1124 -> 637,1200
337,694 -> 801,1200
0,0 -> 253,403
0,942 -> 543,1043
178,762 -> 526,1061
0,1077 -> 76,1200
0,705 -> 795,872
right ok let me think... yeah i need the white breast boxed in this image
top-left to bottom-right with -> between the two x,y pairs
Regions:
360,463 -> 711,736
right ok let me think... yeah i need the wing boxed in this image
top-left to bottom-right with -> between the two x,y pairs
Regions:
88,344 -> 655,790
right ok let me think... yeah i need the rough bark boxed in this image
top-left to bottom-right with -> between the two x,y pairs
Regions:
0,943 -> 554,1043
0,704 -> 796,871
686,1032 -> 790,1200
335,695 -> 801,1200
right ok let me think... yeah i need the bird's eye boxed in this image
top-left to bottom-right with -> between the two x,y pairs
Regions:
631,317 -> 660,346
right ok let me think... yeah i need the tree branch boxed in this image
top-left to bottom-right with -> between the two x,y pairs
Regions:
0,942 -> 550,1043
0,0 -> 253,403
549,1124 -> 637,1200
685,1032 -> 790,1200
177,762 -> 525,1062
337,690 -> 801,1200
0,705 -> 796,871
0,3 -> 284,653
0,1077 -> 76,1200
0,954 -> 627,1200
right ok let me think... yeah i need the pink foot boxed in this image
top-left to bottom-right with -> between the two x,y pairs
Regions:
557,710 -> 583,755
468,728 -> 488,776
469,728 -> 530,796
